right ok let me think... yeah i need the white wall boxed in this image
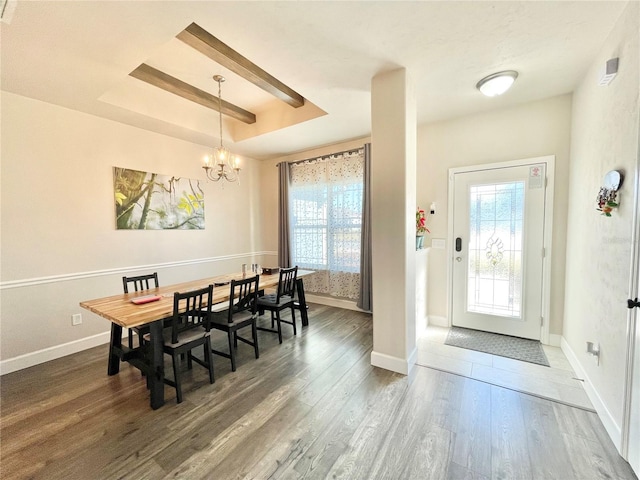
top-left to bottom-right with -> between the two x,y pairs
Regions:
563,0 -> 639,447
370,68 -> 417,375
417,95 -> 573,336
0,92 -> 266,367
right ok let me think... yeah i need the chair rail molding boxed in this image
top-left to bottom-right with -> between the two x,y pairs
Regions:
0,251 -> 278,290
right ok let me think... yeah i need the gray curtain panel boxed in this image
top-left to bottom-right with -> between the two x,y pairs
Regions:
278,161 -> 291,268
357,143 -> 372,312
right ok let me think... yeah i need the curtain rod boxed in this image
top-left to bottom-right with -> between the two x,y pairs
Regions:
276,146 -> 365,167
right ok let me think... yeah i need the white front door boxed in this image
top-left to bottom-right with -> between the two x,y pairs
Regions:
451,162 -> 547,340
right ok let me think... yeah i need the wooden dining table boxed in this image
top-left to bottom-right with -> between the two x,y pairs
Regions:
80,269 -> 313,409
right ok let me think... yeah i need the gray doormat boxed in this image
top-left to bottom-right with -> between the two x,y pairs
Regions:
445,327 -> 550,367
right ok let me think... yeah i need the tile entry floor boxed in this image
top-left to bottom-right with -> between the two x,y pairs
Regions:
416,325 -> 594,411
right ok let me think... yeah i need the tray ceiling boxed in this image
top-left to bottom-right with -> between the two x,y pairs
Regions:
0,1 -> 626,160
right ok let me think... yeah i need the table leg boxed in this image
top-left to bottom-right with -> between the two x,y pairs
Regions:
108,323 -> 122,375
148,320 -> 165,409
295,278 -> 309,327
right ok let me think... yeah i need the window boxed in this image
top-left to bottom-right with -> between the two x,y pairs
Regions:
289,151 -> 364,299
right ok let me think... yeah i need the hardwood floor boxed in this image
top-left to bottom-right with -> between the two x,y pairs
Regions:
0,305 -> 636,480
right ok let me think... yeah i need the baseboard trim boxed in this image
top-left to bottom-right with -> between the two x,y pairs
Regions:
305,294 -> 364,312
371,348 -> 416,376
427,315 -> 449,327
561,336 -> 622,452
0,330 -> 120,375
1,292 -> 356,375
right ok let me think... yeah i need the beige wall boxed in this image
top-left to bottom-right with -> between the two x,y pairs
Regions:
0,92 -> 265,361
563,0 -> 639,435
417,94 -> 573,336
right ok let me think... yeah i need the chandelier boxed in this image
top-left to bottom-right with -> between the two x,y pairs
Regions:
203,75 -> 240,183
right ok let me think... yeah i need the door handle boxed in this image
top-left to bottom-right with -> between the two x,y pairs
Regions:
455,237 -> 462,252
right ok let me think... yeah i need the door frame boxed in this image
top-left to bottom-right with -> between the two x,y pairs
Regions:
621,129 -> 640,468
447,155 -> 556,345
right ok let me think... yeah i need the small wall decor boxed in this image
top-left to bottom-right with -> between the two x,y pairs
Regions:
416,207 -> 430,249
114,167 -> 205,230
596,170 -> 623,217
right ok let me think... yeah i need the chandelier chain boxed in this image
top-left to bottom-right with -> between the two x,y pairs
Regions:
217,78 -> 224,149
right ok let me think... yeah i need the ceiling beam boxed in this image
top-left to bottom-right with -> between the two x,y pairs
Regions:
177,22 -> 305,109
129,63 -> 257,124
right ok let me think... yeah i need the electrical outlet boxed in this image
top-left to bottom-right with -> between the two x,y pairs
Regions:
586,341 -> 600,365
72,313 -> 82,326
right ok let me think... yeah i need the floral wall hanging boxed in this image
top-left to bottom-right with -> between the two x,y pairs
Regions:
113,167 -> 205,230
596,170 -> 623,217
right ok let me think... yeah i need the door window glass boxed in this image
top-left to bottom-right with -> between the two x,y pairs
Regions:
468,182 -> 524,318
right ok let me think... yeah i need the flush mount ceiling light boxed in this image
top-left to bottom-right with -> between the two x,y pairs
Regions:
476,70 -> 519,97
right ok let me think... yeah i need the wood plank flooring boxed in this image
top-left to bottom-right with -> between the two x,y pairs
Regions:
0,305 -> 637,480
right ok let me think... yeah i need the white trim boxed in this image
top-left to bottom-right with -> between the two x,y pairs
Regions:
371,347 -> 417,376
561,336 -> 622,452
305,294 -> 365,312
540,157 -> 556,345
447,155 -> 555,343
621,120 -> 640,463
446,176 -> 455,332
0,251 -> 279,290
427,315 -> 449,327
0,330 -> 123,375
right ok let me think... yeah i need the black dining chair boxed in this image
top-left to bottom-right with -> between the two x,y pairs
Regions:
122,272 -> 159,349
209,275 -> 260,372
256,266 -> 298,343
146,285 -> 215,404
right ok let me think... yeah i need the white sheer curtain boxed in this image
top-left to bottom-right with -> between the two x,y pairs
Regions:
289,150 -> 364,299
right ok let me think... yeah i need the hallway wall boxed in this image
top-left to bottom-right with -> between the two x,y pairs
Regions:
563,0 -> 639,450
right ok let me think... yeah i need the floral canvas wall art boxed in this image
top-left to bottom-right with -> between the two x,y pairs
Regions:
113,167 -> 205,230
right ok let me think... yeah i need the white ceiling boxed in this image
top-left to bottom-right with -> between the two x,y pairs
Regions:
0,1 -> 626,160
